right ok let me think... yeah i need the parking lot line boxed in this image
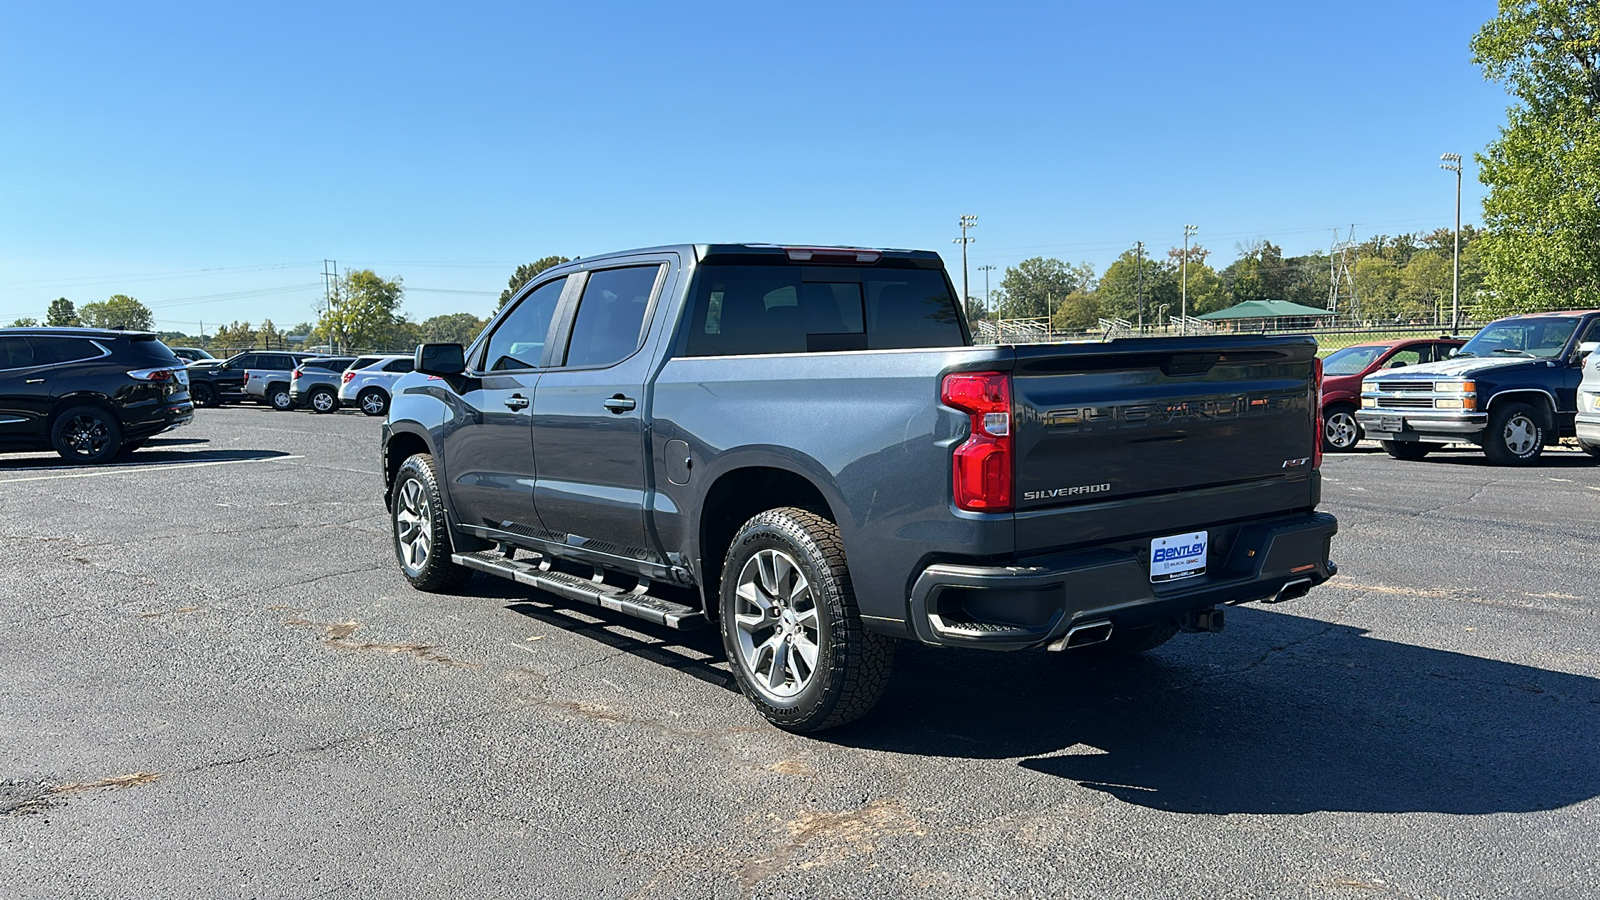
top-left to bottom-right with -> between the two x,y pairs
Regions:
0,455 -> 304,484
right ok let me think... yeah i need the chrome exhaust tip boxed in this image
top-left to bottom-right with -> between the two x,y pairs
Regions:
1266,577 -> 1314,604
1047,619 -> 1114,652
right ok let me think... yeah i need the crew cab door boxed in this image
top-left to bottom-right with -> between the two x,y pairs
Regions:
531,261 -> 672,569
440,274 -> 570,542
0,336 -> 54,441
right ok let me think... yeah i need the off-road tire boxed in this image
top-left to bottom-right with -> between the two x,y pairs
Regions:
267,384 -> 294,411
191,382 -> 219,408
359,388 -> 389,417
1483,401 -> 1544,466
1322,404 -> 1362,452
719,507 -> 894,733
1381,440 -> 1440,461
1073,620 -> 1180,659
391,454 -> 473,592
308,387 -> 339,414
50,405 -> 123,465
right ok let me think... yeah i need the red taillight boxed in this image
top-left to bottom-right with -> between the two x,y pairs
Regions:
127,367 -> 174,382
942,371 -> 1013,512
293,367 -> 303,378
342,371 -> 355,383
1312,357 -> 1324,470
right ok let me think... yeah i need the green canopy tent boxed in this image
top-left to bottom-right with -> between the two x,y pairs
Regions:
1197,299 -> 1337,332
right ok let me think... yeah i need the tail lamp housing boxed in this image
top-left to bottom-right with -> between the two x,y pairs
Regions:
942,371 -> 1013,511
1312,357 -> 1324,470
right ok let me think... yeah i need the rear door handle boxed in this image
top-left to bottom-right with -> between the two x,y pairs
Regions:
603,395 -> 636,413
25,378 -> 45,384
504,394 -> 530,410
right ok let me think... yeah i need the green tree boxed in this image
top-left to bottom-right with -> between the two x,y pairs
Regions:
1097,249 -> 1176,323
317,269 -> 405,350
421,312 -> 487,345
1050,290 -> 1101,333
46,298 -> 79,326
10,317 -> 39,327
255,319 -> 283,348
996,257 -> 1086,319
1471,1 -> 1600,313
1400,250 -> 1454,322
498,256 -> 572,309
79,294 -> 154,330
1353,258 -> 1405,321
211,321 -> 256,349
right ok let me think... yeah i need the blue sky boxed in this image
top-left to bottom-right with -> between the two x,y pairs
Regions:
0,0 -> 1507,331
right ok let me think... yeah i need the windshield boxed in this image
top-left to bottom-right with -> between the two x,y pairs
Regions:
1457,316 -> 1580,359
1322,344 -> 1386,376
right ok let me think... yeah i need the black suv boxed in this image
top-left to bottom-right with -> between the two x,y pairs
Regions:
186,349 -> 315,408
0,327 -> 194,464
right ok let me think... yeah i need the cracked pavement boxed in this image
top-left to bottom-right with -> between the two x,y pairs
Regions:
2,410 -> 1598,899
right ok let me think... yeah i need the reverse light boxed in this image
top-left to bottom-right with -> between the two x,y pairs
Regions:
942,371 -> 1012,511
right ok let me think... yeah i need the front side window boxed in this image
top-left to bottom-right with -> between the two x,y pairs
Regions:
1382,349 -> 1423,368
0,336 -> 35,370
483,276 -> 567,371
1322,345 -> 1384,376
562,266 -> 661,368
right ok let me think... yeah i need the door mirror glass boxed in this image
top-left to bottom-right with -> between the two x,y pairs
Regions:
1578,340 -> 1599,360
416,343 -> 465,376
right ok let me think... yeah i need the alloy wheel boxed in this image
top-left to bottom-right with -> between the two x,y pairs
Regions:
393,478 -> 432,574
1324,411 -> 1360,451
312,392 -> 335,412
62,414 -> 112,458
733,548 -> 820,701
1502,414 -> 1537,456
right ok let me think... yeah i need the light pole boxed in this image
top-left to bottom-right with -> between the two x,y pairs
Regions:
977,264 -> 996,319
1134,241 -> 1145,331
1182,224 -> 1198,334
1439,154 -> 1462,332
953,214 -> 977,312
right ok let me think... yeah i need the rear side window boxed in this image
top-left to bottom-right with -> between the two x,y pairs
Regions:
384,358 -> 414,373
562,266 -> 661,368
685,265 -> 962,357
29,337 -> 105,365
483,276 -> 567,371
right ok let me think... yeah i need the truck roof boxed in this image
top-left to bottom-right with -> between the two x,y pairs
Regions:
539,243 -> 946,276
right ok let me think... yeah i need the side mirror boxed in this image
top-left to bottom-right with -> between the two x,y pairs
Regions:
1578,340 -> 1598,360
1447,347 -> 1460,358
416,343 -> 465,376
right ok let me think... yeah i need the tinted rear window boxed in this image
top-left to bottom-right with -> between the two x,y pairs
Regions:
684,265 -> 963,356
126,335 -> 181,365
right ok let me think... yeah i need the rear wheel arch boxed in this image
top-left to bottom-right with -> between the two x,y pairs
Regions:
697,465 -> 839,619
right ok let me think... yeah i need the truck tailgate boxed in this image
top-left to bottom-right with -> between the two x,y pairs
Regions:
1009,335 -> 1319,554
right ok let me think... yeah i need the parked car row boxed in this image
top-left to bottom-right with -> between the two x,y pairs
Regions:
1322,309 -> 1600,465
184,349 -> 413,415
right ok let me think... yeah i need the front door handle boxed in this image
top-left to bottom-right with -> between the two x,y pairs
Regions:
504,394 -> 530,410
603,394 -> 636,413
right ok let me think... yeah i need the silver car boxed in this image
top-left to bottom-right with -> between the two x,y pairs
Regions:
339,354 -> 414,416
1577,339 -> 1600,458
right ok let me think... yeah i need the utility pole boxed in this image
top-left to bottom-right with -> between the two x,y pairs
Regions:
977,264 -> 996,319
953,214 -> 978,312
1135,241 -> 1145,331
322,259 -> 339,353
1440,153 -> 1463,332
1182,224 -> 1198,334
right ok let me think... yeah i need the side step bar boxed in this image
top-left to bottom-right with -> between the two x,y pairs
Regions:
453,552 -> 707,630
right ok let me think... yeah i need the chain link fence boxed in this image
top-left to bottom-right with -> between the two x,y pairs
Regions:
972,317 -> 1481,355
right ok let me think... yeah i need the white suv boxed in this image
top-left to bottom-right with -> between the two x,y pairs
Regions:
339,354 -> 415,416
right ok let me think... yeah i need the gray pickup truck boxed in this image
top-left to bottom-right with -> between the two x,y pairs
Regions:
382,244 -> 1337,731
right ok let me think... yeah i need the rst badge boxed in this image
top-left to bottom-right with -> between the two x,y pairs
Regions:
1150,530 -> 1208,583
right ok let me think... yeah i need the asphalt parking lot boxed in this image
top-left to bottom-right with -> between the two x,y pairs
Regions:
2,408 -> 1597,899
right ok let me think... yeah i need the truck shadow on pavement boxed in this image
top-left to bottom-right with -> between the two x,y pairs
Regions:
826,606 -> 1600,816
0,442 -> 290,471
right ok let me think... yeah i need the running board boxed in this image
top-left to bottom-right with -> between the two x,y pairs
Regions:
453,552 -> 707,630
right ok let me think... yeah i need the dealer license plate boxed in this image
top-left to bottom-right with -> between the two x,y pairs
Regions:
1380,415 -> 1403,432
1150,531 -> 1207,583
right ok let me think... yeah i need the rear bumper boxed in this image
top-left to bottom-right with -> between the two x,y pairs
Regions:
907,511 -> 1337,651
1577,414 -> 1599,444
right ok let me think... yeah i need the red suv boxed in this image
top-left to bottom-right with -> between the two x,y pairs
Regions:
1321,337 -> 1465,451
